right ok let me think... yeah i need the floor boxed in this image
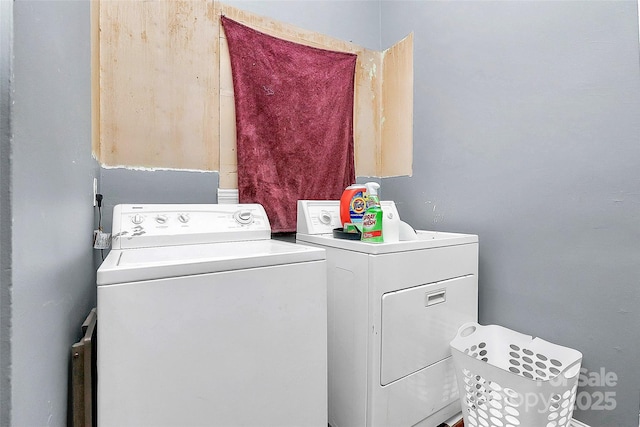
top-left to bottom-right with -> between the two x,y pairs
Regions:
437,419 -> 464,427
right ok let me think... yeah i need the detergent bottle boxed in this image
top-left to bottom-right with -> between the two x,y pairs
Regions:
340,184 -> 367,229
361,182 -> 383,243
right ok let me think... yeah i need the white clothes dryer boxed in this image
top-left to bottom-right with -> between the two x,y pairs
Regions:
297,200 -> 478,427
97,204 -> 327,427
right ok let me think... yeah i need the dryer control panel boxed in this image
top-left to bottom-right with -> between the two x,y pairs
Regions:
296,200 -> 400,235
111,204 -> 271,249
296,201 -> 342,235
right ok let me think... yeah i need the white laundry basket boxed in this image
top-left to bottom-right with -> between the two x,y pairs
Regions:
450,322 -> 582,427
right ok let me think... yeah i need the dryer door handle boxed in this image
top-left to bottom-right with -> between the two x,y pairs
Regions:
425,289 -> 446,307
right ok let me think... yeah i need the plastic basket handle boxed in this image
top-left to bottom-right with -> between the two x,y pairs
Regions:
563,359 -> 582,379
459,324 -> 477,338
451,322 -> 480,350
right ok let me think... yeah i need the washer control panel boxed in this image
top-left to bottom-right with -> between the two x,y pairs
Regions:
111,204 -> 271,249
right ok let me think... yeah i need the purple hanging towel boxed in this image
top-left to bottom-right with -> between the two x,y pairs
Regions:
221,17 -> 357,232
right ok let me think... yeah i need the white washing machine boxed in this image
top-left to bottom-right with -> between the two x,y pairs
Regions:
97,204 -> 327,427
296,200 -> 478,427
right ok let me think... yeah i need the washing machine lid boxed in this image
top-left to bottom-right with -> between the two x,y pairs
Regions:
97,239 -> 325,285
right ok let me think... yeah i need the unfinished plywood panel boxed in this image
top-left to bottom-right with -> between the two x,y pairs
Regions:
381,33 -> 414,177
98,0 -> 219,171
95,1 -> 413,181
354,49 -> 383,178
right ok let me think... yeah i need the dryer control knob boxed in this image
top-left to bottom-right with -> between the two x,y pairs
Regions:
234,210 -> 254,225
178,214 -> 190,224
155,215 -> 168,224
319,210 -> 333,225
131,214 -> 144,225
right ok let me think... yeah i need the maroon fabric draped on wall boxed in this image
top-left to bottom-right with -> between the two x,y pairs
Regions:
221,17 -> 357,232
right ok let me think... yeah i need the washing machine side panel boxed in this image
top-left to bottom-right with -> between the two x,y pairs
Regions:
97,261 -> 327,427
322,246 -> 370,427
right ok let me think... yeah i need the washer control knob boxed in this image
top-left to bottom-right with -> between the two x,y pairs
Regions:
178,214 -> 190,224
131,214 -> 144,225
234,210 -> 254,225
155,215 -> 168,224
319,210 -> 333,225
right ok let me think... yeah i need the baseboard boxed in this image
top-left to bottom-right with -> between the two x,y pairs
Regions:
217,188 -> 239,204
442,412 -> 463,427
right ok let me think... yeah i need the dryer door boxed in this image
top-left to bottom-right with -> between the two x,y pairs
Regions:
380,275 -> 477,386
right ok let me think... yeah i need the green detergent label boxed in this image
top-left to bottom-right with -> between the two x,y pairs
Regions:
361,211 -> 383,242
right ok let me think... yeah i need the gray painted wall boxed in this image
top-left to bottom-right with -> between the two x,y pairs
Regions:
11,1 -> 97,426
380,2 -> 640,426
99,169 -> 219,240
0,0 -> 13,424
5,0 -> 637,425
222,0 -> 381,50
